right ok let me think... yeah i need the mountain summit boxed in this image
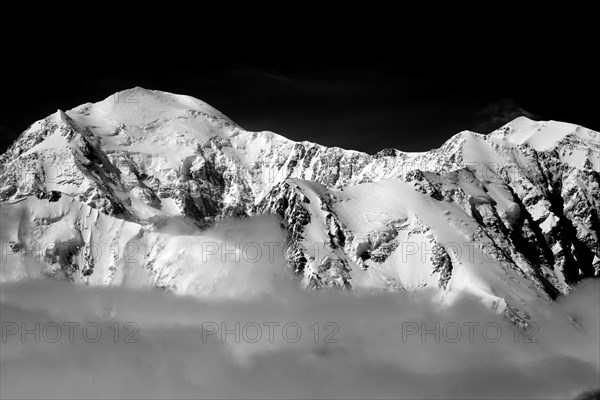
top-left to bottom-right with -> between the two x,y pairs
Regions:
1,88 -> 599,322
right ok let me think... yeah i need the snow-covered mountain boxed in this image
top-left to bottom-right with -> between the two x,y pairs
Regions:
1,87 -> 599,323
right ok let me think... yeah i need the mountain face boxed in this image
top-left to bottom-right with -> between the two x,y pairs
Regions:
1,88 -> 599,322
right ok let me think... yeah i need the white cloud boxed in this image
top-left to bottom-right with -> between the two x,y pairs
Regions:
1,279 -> 598,399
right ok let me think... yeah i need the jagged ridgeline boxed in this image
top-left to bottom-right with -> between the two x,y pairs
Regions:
1,88 -> 599,321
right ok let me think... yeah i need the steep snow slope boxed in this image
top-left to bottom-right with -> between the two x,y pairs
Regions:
0,194 -> 287,297
1,88 -> 599,322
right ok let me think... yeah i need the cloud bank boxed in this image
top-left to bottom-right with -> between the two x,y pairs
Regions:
1,277 -> 598,399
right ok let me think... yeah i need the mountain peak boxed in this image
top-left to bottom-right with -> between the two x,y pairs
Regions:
490,116 -> 585,150
52,109 -> 69,124
88,87 -> 239,128
1,90 -> 598,320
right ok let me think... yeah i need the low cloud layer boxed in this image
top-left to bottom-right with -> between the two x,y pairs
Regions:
1,278 -> 598,399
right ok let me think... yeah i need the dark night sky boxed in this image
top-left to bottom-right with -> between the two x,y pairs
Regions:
1,8 -> 598,155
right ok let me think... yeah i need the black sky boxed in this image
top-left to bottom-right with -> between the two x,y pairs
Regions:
1,8 -> 598,155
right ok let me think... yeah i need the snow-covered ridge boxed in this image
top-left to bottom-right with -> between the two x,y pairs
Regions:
1,87 -> 599,322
